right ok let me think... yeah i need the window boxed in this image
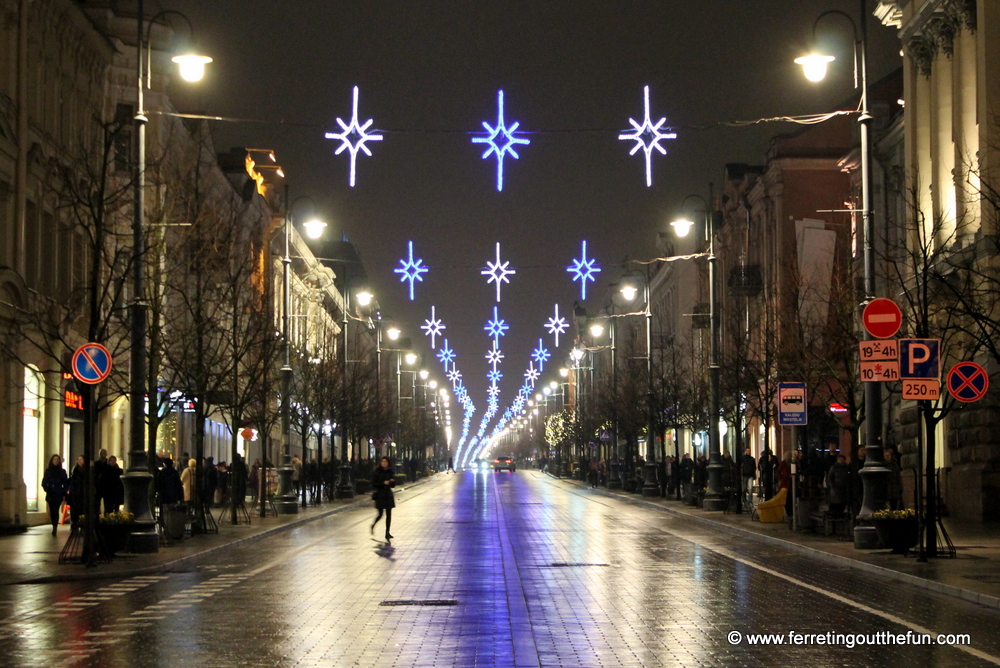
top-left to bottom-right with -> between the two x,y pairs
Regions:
114,104 -> 134,173
24,200 -> 38,289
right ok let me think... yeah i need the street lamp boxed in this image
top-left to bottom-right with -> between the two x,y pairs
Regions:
276,192 -> 326,514
671,191 -> 726,511
126,4 -> 212,553
618,270 -> 659,497
796,2 -> 887,550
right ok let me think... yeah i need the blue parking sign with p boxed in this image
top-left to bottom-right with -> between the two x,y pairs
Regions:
899,339 -> 940,379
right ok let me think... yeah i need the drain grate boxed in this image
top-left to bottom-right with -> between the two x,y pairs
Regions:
379,599 -> 459,607
546,562 -> 610,568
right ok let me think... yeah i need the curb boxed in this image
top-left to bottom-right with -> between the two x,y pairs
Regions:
12,474 -> 440,585
545,473 -> 1000,611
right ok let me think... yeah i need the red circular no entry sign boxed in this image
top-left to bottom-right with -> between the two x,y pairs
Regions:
863,298 -> 902,339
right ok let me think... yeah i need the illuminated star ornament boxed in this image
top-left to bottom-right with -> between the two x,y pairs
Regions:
437,339 -> 455,369
447,368 -> 463,387
524,363 -> 540,386
481,242 -> 516,302
567,240 -> 601,300
472,90 -> 531,192
532,339 -> 551,371
546,304 -> 569,348
421,306 -> 445,349
394,241 -> 429,301
619,86 -> 677,187
486,344 -> 504,369
324,86 -> 383,187
488,369 -> 503,384
485,306 -> 510,346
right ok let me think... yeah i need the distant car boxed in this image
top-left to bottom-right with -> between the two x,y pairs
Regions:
492,456 -> 516,472
473,459 -> 490,471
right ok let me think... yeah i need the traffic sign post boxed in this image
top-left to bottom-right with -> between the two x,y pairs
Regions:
947,362 -> 989,403
777,382 -> 807,426
72,343 -> 112,385
863,298 -> 902,339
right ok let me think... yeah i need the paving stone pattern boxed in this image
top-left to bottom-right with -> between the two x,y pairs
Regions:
0,471 -> 997,667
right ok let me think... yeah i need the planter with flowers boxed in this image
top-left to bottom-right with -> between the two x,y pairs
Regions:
96,511 -> 136,557
871,508 -> 919,554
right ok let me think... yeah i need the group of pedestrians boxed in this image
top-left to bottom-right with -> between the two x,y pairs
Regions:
40,450 -> 125,537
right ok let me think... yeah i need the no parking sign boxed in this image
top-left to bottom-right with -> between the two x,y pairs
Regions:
947,362 -> 989,403
72,343 -> 112,385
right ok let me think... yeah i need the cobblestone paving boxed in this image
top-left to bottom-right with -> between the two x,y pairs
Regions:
0,471 -> 998,667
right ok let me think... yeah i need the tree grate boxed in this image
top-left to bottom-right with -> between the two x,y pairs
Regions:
379,599 -> 459,607
546,562 -> 610,568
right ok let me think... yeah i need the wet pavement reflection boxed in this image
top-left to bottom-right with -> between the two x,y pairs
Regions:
1,470 -> 998,667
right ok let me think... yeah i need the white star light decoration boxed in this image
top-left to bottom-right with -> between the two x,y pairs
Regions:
421,306 -> 445,349
485,344 -> 504,370
487,385 -> 501,398
532,339 -> 551,371
447,368 -> 463,388
524,363 -> 540,386
567,240 -> 601,300
619,86 -> 677,187
481,242 -> 515,302
472,90 -> 531,192
325,86 -> 383,187
485,306 -> 510,346
394,240 -> 429,301
545,303 -> 569,347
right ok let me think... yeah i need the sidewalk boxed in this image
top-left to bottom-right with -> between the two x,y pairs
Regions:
548,473 -> 1000,610
0,476 -> 438,585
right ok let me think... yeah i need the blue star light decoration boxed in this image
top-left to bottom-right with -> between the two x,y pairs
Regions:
394,240 -> 429,301
437,339 -> 455,369
472,90 -> 531,192
324,86 -> 383,187
488,369 -> 503,385
486,344 -> 504,369
545,303 -> 569,348
481,242 -> 516,302
619,86 -> 677,188
421,306 -> 445,349
485,306 -> 510,346
567,240 -> 601,300
524,363 -> 540,386
532,338 -> 550,371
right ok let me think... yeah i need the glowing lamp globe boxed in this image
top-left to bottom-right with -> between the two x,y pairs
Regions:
559,368 -> 569,378
171,53 -> 212,82
404,352 -> 418,366
387,326 -> 401,341
670,218 -> 695,238
794,53 -> 836,82
356,290 -> 374,306
589,323 -> 604,338
620,285 -> 638,302
302,219 -> 327,240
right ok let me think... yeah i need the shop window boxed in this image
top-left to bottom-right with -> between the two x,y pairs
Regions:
23,366 -> 42,513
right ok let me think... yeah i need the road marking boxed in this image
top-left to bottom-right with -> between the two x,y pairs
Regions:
544,473 -> 1000,667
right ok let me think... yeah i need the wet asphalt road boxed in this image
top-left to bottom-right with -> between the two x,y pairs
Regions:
1,470 -> 998,667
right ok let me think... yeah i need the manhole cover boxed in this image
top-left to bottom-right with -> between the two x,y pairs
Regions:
380,599 -> 459,607
546,562 -> 610,568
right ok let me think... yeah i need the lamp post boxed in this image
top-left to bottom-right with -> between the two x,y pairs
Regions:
275,192 -> 326,514
618,271 -> 660,497
672,189 -> 726,511
795,0 -> 887,549
127,3 -> 212,552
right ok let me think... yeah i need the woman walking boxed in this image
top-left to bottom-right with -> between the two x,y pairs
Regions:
41,455 -> 68,536
370,457 -> 396,543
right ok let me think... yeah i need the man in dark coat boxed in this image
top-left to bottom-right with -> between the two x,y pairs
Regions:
826,454 -> 851,514
202,457 -> 219,508
157,458 -> 184,505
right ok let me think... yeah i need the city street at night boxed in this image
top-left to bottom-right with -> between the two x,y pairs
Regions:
1,471 -> 997,668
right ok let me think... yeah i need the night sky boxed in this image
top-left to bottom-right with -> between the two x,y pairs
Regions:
169,0 -> 901,441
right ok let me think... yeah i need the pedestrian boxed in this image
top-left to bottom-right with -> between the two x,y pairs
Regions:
758,448 -> 774,501
884,448 -> 903,510
248,458 -> 260,503
93,448 -> 109,514
589,458 -> 599,487
41,454 -> 69,536
69,455 -> 85,527
202,457 -> 219,508
291,455 -> 301,497
180,458 -> 197,502
741,447 -> 756,499
778,453 -> 793,516
104,455 -> 124,512
826,455 -> 851,515
370,456 -> 396,543
447,455 -> 454,473
231,454 -> 249,507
